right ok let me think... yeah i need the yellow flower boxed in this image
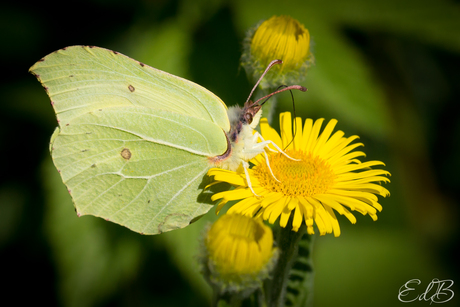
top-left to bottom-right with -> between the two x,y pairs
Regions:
202,213 -> 277,293
209,112 -> 390,237
241,15 -> 313,88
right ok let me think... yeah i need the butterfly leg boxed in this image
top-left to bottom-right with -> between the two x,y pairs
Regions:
246,131 -> 280,181
253,132 -> 301,161
242,161 -> 260,197
254,133 -> 278,154
262,150 -> 281,182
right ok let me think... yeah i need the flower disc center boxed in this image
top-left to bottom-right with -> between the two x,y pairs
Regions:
254,150 -> 336,197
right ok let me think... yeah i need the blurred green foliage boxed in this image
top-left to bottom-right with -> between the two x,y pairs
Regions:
1,0 -> 459,306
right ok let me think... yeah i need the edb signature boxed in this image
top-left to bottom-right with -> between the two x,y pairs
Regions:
398,278 -> 455,304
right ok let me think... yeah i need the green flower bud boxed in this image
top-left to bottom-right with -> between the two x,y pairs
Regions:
200,213 -> 278,294
242,15 -> 313,89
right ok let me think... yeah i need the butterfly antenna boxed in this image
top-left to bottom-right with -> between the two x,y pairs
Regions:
280,85 -> 299,150
245,59 -> 283,104
255,84 -> 305,150
253,85 -> 307,106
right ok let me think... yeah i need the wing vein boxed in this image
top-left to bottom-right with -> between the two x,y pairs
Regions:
84,121 -> 213,156
141,167 -> 209,233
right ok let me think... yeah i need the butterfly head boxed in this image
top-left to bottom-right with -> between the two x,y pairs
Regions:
242,100 -> 263,129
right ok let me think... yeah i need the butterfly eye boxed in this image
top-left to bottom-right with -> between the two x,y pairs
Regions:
245,113 -> 253,124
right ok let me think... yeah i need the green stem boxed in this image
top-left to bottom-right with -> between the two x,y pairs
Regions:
286,232 -> 315,307
211,289 -> 241,307
211,286 -> 260,307
267,222 -> 307,307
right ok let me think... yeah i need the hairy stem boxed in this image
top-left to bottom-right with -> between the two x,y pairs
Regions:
267,220 -> 307,307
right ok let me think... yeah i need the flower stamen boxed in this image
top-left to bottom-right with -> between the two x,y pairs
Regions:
254,150 -> 336,197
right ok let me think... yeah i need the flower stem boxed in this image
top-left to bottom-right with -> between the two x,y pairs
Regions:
286,232 -> 315,307
267,220 -> 307,307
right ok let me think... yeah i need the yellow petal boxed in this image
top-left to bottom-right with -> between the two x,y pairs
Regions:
312,119 -> 338,156
305,118 -> 324,152
260,118 -> 282,149
323,205 -> 341,237
292,204 -> 303,231
280,112 -> 293,150
279,206 -> 292,228
293,117 -> 303,151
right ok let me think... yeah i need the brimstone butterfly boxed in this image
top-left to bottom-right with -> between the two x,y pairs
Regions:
30,46 -> 305,234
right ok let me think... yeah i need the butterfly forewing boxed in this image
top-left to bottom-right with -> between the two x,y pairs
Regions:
30,46 -> 230,131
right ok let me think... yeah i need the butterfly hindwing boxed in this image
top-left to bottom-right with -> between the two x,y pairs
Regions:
31,46 -> 230,234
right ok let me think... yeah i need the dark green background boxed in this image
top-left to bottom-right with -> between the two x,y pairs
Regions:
1,0 -> 459,306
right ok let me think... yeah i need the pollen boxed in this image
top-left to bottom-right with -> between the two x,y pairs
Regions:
254,150 -> 336,197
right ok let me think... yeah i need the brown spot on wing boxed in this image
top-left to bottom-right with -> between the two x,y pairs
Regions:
121,148 -> 132,160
